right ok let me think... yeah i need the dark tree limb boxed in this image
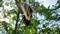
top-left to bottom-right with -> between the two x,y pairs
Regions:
14,10 -> 20,33
14,0 -> 20,33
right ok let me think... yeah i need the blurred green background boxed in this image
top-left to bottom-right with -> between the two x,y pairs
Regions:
0,0 -> 60,34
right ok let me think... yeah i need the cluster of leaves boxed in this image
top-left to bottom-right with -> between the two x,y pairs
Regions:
39,26 -> 60,34
0,0 -> 2,7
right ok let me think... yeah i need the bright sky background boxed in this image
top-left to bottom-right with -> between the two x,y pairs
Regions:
35,0 -> 58,8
